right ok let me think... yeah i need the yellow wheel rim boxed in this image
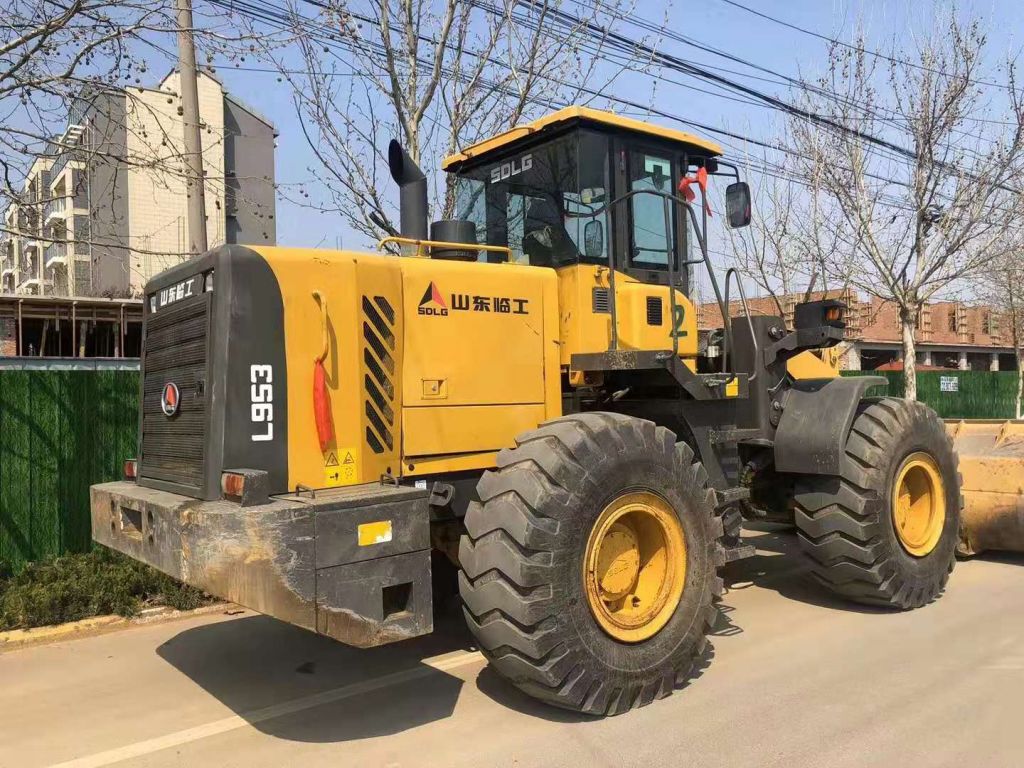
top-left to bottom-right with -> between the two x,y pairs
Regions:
892,452 -> 946,557
583,491 -> 686,643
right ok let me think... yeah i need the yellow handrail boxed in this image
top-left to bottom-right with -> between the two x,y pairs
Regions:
377,235 -> 513,261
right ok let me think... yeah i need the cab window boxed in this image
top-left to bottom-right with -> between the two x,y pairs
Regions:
453,131 -> 611,267
629,152 -> 676,269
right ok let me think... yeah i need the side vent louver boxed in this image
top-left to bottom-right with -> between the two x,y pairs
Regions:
646,296 -> 663,326
592,287 -> 610,313
362,295 -> 396,453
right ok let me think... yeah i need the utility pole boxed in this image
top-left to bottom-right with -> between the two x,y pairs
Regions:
176,0 -> 208,254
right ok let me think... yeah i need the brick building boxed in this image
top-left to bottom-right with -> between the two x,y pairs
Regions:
1,70 -> 276,298
699,290 -> 1018,372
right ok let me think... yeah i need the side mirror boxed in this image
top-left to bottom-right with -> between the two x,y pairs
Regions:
584,220 -> 604,259
725,182 -> 752,229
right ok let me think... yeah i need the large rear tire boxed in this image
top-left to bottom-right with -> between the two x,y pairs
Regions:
458,412 -> 723,715
794,398 -> 961,609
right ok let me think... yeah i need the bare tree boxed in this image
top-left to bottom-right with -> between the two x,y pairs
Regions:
725,161 -> 861,318
979,252 -> 1024,417
260,0 -> 646,245
725,172 -> 805,317
0,1 -> 237,200
787,15 -> 1024,399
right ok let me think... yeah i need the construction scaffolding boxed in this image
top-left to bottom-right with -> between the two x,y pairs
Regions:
0,294 -> 143,358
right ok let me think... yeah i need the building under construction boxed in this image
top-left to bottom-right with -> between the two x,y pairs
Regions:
0,294 -> 141,361
700,290 -> 1019,372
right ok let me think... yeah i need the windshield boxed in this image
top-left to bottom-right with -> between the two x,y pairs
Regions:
454,130 -> 610,267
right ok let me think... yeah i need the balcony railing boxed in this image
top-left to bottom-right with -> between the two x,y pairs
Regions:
17,270 -> 41,291
44,196 -> 68,222
44,241 -> 68,269
50,125 -> 84,180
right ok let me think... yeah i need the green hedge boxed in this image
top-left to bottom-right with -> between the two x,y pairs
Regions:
0,371 -> 138,572
843,370 -> 1021,419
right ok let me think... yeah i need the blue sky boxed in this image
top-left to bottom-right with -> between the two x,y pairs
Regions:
208,0 -> 1024,264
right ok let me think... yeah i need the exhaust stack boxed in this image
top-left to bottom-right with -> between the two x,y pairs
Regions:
388,139 -> 428,240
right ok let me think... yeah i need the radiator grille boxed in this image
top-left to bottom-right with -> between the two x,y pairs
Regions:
362,295 -> 395,453
646,296 -> 663,326
139,292 -> 211,489
592,287 -> 610,313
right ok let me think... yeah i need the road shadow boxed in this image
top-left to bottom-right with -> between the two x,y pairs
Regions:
157,525 -> 903,738
157,597 -> 476,744
475,643 -> 717,721
725,526 -> 890,615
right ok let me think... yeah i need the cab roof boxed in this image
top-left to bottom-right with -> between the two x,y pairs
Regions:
441,106 -> 723,171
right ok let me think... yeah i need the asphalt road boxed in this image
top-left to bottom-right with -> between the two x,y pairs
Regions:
4,528 -> 1024,768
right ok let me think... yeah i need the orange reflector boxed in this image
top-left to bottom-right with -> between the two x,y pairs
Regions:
825,307 -> 843,322
123,459 -> 137,481
221,472 -> 245,498
313,359 -> 335,452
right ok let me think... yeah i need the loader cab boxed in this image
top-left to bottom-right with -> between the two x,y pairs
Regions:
442,106 -> 747,366
442,106 -> 731,291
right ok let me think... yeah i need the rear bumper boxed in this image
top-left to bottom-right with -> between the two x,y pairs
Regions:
91,481 -> 432,647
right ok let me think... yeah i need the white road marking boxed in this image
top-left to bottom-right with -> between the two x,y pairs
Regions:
48,651 -> 484,768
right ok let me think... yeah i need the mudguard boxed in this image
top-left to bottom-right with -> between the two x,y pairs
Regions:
774,376 -> 887,475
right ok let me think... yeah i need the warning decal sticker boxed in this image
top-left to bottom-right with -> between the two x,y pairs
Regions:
324,447 -> 358,487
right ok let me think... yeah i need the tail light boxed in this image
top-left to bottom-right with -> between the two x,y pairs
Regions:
220,469 -> 270,507
221,471 -> 246,499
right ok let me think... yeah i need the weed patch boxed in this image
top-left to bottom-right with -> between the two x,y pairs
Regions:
0,547 -> 213,631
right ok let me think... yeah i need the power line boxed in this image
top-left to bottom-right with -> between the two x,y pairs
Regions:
219,0 -> 905,183
526,1 -> 955,168
715,0 -> 1011,91
210,0 -> 919,209
211,0 -> 1020,209
611,1 -> 1017,128
510,0 -> 1022,194
230,0 -> 977,169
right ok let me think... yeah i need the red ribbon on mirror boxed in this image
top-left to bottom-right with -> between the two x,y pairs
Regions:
678,166 -> 712,216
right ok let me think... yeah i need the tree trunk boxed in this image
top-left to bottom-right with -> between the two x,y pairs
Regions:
1016,347 -> 1023,420
1013,319 -> 1022,420
900,306 -> 917,401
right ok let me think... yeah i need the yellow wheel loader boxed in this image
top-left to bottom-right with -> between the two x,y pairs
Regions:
92,106 -> 965,715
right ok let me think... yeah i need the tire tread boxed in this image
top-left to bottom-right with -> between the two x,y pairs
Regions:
794,397 -> 960,609
459,412 -> 720,715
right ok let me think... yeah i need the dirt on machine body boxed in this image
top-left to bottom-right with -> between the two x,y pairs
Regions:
93,106 -> 975,716
947,420 -> 1024,556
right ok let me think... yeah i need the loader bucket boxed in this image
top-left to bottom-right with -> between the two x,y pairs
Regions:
945,420 -> 1024,556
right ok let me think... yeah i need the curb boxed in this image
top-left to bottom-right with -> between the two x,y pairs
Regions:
0,602 -> 237,651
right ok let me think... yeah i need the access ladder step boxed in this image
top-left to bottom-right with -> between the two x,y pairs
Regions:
718,540 -> 757,563
715,487 -> 751,509
709,428 -> 764,445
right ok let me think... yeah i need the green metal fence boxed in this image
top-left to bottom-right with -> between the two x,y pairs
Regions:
0,370 -> 138,572
0,367 -> 1019,572
843,370 -> 1021,419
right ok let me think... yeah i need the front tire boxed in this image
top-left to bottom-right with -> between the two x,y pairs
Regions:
793,398 -> 961,609
458,412 -> 723,715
